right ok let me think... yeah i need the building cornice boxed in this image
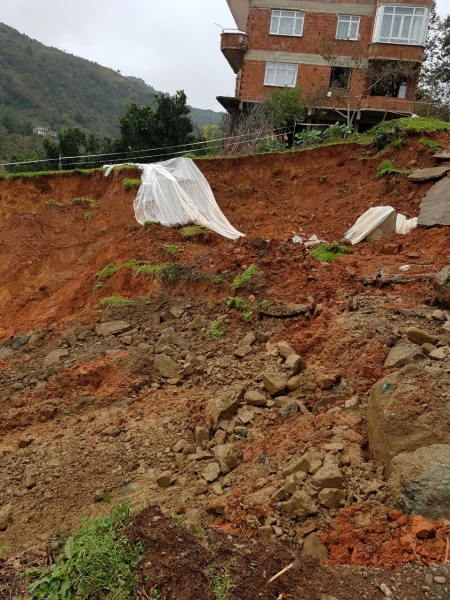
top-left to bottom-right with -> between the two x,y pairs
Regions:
250,0 -> 375,16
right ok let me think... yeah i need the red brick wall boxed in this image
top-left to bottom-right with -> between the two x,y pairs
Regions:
238,6 -> 426,112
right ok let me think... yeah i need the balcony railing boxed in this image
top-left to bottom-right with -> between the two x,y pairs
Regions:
221,30 -> 249,74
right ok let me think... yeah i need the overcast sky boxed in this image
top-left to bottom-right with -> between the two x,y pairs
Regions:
1,0 -> 449,112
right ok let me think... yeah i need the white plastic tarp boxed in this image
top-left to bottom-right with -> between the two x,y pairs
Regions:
104,158 -> 244,240
344,206 -> 418,245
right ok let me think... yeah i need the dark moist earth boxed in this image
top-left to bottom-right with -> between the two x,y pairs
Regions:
1,507 -> 450,600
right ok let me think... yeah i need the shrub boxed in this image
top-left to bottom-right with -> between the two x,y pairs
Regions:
293,130 -> 322,148
209,321 -> 225,340
26,504 -> 143,600
375,160 -> 414,179
73,197 -> 97,208
96,264 -> 121,280
103,296 -> 130,307
311,242 -> 353,262
258,139 -> 285,153
122,179 -> 142,191
226,296 -> 248,311
230,265 -> 258,292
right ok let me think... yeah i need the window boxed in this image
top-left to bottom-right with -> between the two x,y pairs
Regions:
371,77 -> 407,98
372,6 -> 429,45
336,15 -> 360,40
264,62 -> 298,87
329,67 -> 351,89
270,10 -> 304,36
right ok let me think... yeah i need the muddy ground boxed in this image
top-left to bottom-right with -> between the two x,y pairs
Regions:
1,132 -> 450,599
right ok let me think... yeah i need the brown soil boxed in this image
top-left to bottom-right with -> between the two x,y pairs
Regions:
1,133 -> 450,599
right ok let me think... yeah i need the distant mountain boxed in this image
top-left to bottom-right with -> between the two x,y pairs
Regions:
0,23 -> 222,142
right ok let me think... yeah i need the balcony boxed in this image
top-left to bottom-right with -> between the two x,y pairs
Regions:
368,43 -> 424,63
221,30 -> 248,74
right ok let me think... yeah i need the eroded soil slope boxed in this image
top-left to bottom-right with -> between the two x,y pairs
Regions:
1,134 -> 450,599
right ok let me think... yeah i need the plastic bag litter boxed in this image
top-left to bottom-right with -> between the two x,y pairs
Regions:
399,265 -> 411,271
344,206 -> 418,245
396,214 -> 418,235
104,158 -> 244,240
292,236 -> 303,244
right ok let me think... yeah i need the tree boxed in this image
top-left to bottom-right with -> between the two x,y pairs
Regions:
263,86 -> 306,127
117,91 -> 193,156
417,9 -> 450,119
317,40 -> 419,126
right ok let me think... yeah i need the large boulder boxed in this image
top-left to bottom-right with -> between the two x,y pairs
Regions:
436,265 -> 450,307
389,444 -> 450,520
206,389 -> 243,427
154,354 -> 180,378
262,371 -> 288,397
368,366 -> 450,469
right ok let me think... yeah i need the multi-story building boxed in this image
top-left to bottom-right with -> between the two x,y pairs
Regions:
218,0 -> 432,128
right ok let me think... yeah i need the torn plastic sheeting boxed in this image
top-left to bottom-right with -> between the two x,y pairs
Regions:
104,158 -> 244,240
344,206 -> 418,245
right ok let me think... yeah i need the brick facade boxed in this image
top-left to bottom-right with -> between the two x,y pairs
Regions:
220,0 -> 433,124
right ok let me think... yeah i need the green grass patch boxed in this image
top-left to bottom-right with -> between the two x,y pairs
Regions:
122,178 -> 142,191
103,296 -> 130,308
143,220 -> 156,229
230,264 -> 258,292
73,197 -> 97,208
96,263 -> 121,280
164,244 -> 182,259
393,117 -> 450,133
226,296 -> 248,311
209,321 -> 225,340
45,198 -> 64,209
419,137 -> 445,152
208,561 -> 235,600
26,504 -> 143,600
84,211 -> 94,221
375,160 -> 415,179
311,242 -> 353,262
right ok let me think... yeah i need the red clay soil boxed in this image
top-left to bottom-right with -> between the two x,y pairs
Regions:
0,133 -> 449,339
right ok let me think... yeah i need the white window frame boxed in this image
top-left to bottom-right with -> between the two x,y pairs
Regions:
270,10 -> 305,37
372,5 -> 429,45
336,15 -> 360,40
264,62 -> 298,88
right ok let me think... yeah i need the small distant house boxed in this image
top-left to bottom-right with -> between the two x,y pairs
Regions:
33,127 -> 58,139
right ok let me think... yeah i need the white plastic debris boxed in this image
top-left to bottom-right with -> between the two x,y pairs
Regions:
292,236 -> 303,244
344,206 -> 418,245
399,265 -> 411,271
396,213 -> 418,235
304,235 -> 321,248
104,158 -> 244,240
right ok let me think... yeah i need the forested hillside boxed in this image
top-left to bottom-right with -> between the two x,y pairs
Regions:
0,23 -> 221,146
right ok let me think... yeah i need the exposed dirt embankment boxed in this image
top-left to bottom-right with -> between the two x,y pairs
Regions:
0,134 -> 449,338
1,134 -> 450,600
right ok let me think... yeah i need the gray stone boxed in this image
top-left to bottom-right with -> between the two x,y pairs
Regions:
154,343 -> 175,355
206,395 -> 240,428
101,426 -> 120,437
284,471 -> 307,494
389,444 -> 450,520
280,400 -> 298,418
345,396 -> 360,409
12,335 -> 30,351
262,371 -> 288,397
156,471 -> 173,488
233,346 -> 254,358
277,341 -> 296,358
190,314 -> 209,329
287,375 -> 302,391
384,343 -> 427,368
195,425 -> 210,446
368,366 -> 450,468
154,354 -> 180,378
429,347 -> 446,360
203,462 -> 221,483
302,532 -> 329,562
173,439 -> 186,453
285,354 -> 306,376
0,504 -> 12,530
242,487 -> 276,509
282,456 -> 311,477
273,395 -> 291,407
406,326 -> 437,346
43,349 -> 69,367
282,490 -> 318,517
312,462 -> 343,489
170,306 -> 184,318
318,488 -> 346,509
240,331 -> 257,347
95,321 -> 131,336
436,266 -> 450,308
408,165 -> 450,182
244,390 -> 267,407
213,444 -> 238,474
418,177 -> 450,226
